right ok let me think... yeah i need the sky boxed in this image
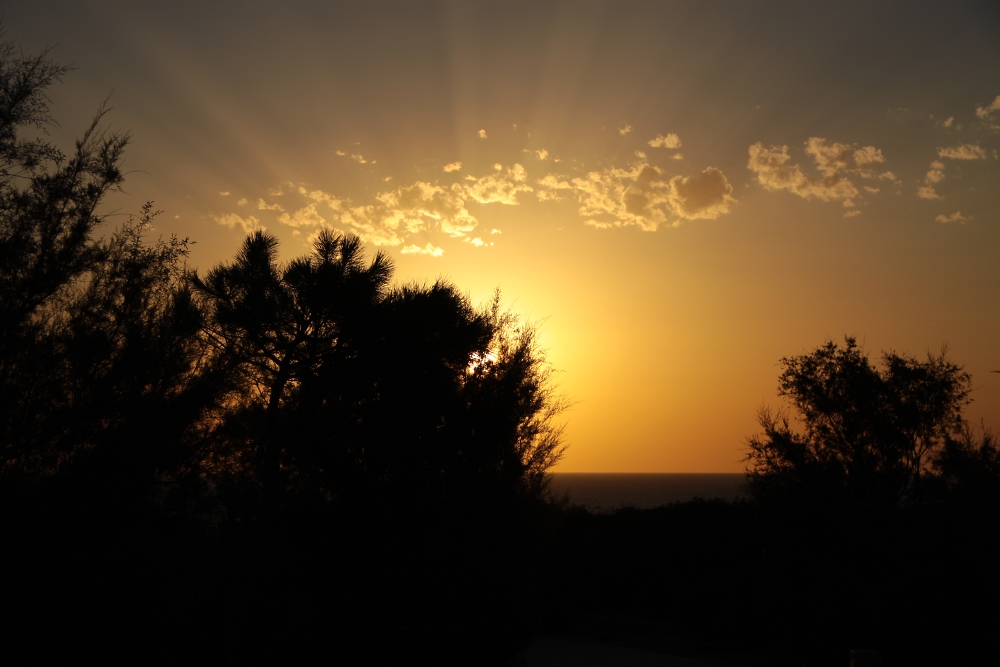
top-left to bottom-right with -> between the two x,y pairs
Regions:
7,1 -> 1000,471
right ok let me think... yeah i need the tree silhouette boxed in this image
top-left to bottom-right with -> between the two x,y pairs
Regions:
745,337 -> 970,511
0,30 -> 566,662
192,229 -> 395,510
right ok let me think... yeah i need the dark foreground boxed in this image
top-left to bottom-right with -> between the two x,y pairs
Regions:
4,493 -> 998,666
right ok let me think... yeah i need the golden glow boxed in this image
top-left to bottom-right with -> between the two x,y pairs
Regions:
10,3 -> 998,471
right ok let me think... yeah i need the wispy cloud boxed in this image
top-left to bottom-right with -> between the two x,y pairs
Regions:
619,123 -> 633,136
648,133 -> 682,149
443,161 -> 462,172
401,243 -> 444,256
938,144 -> 987,160
975,95 -> 1000,129
215,213 -> 262,233
747,138 -> 888,210
465,164 -> 533,205
478,129 -> 488,139
935,211 -> 968,224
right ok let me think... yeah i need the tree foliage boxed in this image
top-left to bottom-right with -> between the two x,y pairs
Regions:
0,30 -> 568,662
745,336 -> 971,510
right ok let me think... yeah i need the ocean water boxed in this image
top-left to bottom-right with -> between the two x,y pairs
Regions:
548,473 -> 747,512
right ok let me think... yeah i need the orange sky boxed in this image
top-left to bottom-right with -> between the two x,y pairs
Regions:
8,2 -> 1000,471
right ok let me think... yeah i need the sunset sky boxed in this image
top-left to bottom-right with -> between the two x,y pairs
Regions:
8,1 -> 1000,471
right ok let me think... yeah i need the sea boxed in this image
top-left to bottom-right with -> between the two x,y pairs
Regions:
548,473 -> 747,512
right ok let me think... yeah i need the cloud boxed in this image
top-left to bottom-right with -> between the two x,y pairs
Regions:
237,198 -> 248,206
975,95 -> 1000,120
536,159 -> 735,230
268,182 -> 296,196
219,191 -> 231,196
648,133 -> 682,149
535,149 -> 548,160
443,161 -> 462,172
493,163 -> 502,171
478,129 -> 487,139
400,243 -> 444,256
664,167 -> 736,220
747,138 -> 887,207
917,186 -> 941,200
490,228 -> 501,234
935,211 -> 968,224
277,203 -> 326,228
464,237 -> 493,247
619,123 -> 633,136
924,169 -> 945,184
844,210 -> 862,218
377,181 -> 478,237
215,213 -> 262,234
938,144 -> 987,160
535,173 -> 575,202
336,150 -> 346,156
943,117 -> 954,128
300,187 -> 343,210
464,164 -> 533,205
672,153 -> 684,160
256,198 -> 285,211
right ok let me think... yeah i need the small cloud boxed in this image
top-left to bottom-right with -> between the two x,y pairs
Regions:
672,153 -> 684,160
917,186 -> 941,200
267,182 -> 295,196
336,150 -> 347,156
844,210 -> 862,218
938,144 -> 987,160
215,213 -> 262,234
619,123 -> 633,136
536,149 -> 549,160
943,117 -> 954,128
930,161 -> 945,170
493,163 -> 502,171
490,228 -> 501,234
878,171 -> 897,181
478,129 -> 488,139
935,211 -> 968,224
237,198 -> 248,206
350,154 -> 367,164
464,164 -> 533,205
443,161 -> 462,173
864,186 -> 880,194
665,167 -> 736,220
634,150 -> 647,159
648,133 -> 682,149
975,95 -> 1000,120
278,203 -> 326,228
464,237 -> 493,247
219,191 -> 231,196
256,198 -> 285,212
384,176 -> 393,182
924,169 -> 945,185
401,243 -> 444,256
